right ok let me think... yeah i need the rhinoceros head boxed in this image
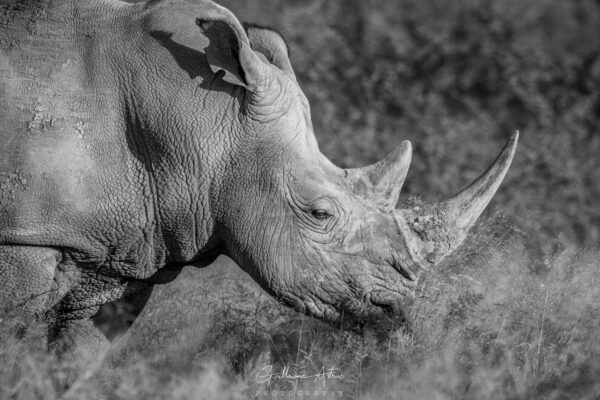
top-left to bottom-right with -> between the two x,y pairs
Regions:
183,6 -> 518,326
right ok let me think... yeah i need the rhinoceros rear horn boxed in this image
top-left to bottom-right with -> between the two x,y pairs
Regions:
346,141 -> 412,211
196,16 -> 267,89
394,132 -> 519,270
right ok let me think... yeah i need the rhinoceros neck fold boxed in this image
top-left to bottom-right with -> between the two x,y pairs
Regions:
116,74 -> 238,266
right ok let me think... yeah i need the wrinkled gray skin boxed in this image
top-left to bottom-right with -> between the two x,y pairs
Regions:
0,0 -> 518,381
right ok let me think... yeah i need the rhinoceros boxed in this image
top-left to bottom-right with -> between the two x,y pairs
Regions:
0,0 -> 518,373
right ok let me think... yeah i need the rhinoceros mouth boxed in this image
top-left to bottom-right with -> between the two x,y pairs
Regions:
367,295 -> 411,329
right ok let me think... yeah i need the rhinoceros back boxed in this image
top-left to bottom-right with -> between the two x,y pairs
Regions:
0,0 -> 147,248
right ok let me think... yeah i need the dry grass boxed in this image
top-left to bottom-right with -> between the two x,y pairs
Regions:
2,215 -> 600,399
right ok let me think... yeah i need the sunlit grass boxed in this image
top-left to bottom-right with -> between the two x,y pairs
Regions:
2,215 -> 599,399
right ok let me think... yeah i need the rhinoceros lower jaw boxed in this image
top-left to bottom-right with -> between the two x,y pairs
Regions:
395,131 -> 519,270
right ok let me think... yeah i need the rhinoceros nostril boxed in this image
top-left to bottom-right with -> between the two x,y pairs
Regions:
389,256 -> 417,283
374,302 -> 396,316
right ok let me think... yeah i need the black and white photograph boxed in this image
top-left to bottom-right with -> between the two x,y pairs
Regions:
1,0 -> 599,399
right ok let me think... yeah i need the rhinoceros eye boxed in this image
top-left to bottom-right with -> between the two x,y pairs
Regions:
310,209 -> 332,220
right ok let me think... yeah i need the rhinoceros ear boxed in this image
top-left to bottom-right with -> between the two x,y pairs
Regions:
244,23 -> 296,81
196,18 -> 267,89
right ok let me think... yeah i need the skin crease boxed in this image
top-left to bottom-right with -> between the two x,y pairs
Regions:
0,0 -> 516,385
219,88 -> 417,323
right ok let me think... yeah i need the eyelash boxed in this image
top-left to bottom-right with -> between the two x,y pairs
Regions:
311,209 -> 332,220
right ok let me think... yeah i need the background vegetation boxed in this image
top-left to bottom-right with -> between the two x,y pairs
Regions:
2,0 -> 600,399
223,0 -> 600,246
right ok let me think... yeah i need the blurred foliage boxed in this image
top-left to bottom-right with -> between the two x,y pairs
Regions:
221,0 -> 600,245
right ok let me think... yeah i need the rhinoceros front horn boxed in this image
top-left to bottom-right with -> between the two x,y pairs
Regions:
346,140 -> 412,211
394,131 -> 519,270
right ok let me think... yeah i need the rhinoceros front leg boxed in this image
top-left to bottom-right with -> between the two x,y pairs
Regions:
0,245 -> 62,312
48,307 -> 111,390
48,312 -> 110,360
48,279 -> 153,390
